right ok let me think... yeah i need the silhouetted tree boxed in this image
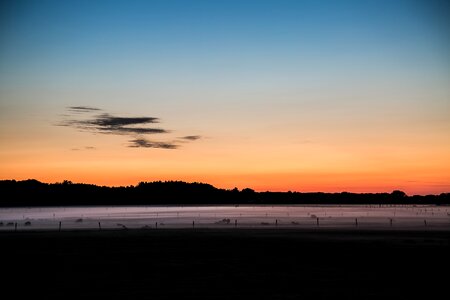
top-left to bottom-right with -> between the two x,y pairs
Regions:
0,179 -> 447,207
391,190 -> 407,201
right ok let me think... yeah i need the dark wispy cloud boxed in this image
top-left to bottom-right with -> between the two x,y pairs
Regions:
114,127 -> 167,134
61,113 -> 167,135
180,135 -> 201,141
70,146 -> 96,151
129,138 -> 178,149
59,106 -> 201,150
68,106 -> 102,112
86,114 -> 159,127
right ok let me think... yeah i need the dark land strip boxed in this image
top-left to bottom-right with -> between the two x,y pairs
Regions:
1,229 -> 448,299
2,179 -> 449,206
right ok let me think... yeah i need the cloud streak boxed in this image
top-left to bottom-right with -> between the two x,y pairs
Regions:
180,135 -> 201,141
86,114 -> 159,127
68,106 -> 102,112
128,138 -> 178,149
61,113 -> 167,135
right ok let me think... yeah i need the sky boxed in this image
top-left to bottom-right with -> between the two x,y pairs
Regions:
0,0 -> 449,194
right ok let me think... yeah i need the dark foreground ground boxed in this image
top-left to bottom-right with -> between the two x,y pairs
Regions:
1,229 -> 449,299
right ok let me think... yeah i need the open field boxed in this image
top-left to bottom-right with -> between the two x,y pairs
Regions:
1,205 -> 449,231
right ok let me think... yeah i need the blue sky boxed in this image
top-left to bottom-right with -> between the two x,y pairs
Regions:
1,0 -> 448,88
0,0 -> 449,193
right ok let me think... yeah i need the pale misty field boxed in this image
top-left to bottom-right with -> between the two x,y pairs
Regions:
1,205 -> 449,231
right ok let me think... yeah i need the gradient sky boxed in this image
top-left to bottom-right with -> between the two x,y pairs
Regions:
1,0 -> 449,194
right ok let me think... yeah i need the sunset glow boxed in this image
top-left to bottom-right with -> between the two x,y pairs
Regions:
1,0 -> 449,194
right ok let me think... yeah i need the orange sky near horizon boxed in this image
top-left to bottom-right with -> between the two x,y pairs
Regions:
1,118 -> 449,195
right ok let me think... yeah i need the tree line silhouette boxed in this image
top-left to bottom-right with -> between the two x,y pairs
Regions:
0,179 -> 448,207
